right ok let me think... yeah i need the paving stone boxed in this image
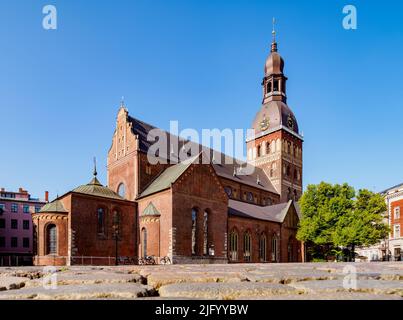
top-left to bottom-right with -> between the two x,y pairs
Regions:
0,276 -> 30,291
0,283 -> 156,300
158,282 -> 299,299
240,292 -> 403,300
289,279 -> 403,296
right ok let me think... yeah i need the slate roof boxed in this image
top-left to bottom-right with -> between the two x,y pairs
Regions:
72,176 -> 124,200
142,202 -> 161,216
228,199 -> 298,223
40,199 -> 68,213
128,116 -> 278,195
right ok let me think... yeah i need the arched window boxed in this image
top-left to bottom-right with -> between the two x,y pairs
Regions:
273,79 -> 279,92
287,188 -> 292,201
117,183 -> 126,198
294,169 -> 297,180
267,198 -> 273,206
47,224 -> 57,255
294,190 -> 298,201
97,208 -> 106,234
243,231 -> 252,262
141,228 -> 147,258
112,209 -> 121,237
272,236 -> 279,262
247,192 -> 254,202
266,142 -> 271,154
229,229 -> 238,261
267,81 -> 272,94
259,233 -> 267,262
191,208 -> 197,255
287,142 -> 291,154
257,145 -> 261,157
203,211 -> 209,256
286,165 -> 291,177
224,186 -> 232,198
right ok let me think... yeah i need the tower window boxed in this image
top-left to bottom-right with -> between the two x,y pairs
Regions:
47,224 -> 57,255
266,142 -> 271,154
273,79 -> 279,92
191,208 -> 198,255
257,145 -> 261,157
267,81 -> 272,94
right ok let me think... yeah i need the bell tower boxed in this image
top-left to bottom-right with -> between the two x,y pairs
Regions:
247,21 -> 303,203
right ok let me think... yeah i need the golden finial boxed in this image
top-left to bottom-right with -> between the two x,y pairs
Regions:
93,157 -> 97,177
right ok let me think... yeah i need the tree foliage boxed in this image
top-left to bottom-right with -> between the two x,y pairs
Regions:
297,182 -> 389,260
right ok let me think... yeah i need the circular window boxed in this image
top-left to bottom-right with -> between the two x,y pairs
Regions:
117,183 -> 126,198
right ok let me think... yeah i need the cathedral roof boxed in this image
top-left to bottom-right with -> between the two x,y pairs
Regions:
127,116 -> 279,196
40,199 -> 68,213
72,176 -> 124,200
228,199 -> 300,223
251,100 -> 299,135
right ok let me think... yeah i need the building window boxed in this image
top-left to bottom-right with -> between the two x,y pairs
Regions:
141,227 -> 147,258
203,211 -> 209,255
286,165 -> 291,177
394,207 -> 400,219
47,224 -> 57,255
23,220 -> 30,230
0,237 -> 5,248
11,237 -> 18,248
287,142 -> 291,154
11,219 -> 18,229
257,145 -> 261,157
272,237 -> 279,262
259,233 -> 267,262
191,208 -> 197,255
97,208 -> 106,235
0,218 -> 5,229
287,188 -> 292,201
224,187 -> 232,198
266,81 -> 272,94
229,229 -> 238,261
267,198 -> 273,206
394,225 -> 400,238
35,206 -> 41,213
266,142 -> 271,154
23,205 -> 30,213
117,183 -> 126,198
145,164 -> 152,175
247,192 -> 254,202
11,203 -> 18,213
273,79 -> 279,92
23,237 -> 30,248
243,232 -> 252,262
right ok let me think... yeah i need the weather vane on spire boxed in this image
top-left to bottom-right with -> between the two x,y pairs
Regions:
120,96 -> 125,108
93,157 -> 97,177
271,17 -> 278,52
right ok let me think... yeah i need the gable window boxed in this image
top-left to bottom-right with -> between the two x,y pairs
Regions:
394,207 -> 400,220
97,208 -> 106,235
47,224 -> 57,254
191,208 -> 198,255
243,232 -> 252,262
229,229 -> 238,261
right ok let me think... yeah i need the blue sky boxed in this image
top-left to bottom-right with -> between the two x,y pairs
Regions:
0,0 -> 402,200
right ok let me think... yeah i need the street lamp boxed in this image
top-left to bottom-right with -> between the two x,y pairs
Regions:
112,211 -> 120,266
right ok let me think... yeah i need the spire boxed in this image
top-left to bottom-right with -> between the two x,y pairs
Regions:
93,157 -> 97,177
271,17 -> 278,53
120,96 -> 125,108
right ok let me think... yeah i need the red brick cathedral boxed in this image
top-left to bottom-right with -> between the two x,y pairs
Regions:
33,36 -> 304,265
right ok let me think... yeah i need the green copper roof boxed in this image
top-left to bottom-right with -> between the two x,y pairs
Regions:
72,176 -> 124,200
142,202 -> 161,216
139,155 -> 199,198
40,199 -> 68,213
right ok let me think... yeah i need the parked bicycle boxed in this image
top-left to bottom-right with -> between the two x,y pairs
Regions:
138,255 -> 156,265
160,256 -> 171,265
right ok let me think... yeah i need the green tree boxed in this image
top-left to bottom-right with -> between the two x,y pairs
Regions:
332,189 -> 389,260
297,182 -> 388,261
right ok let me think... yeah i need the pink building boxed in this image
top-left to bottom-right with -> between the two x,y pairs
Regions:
0,187 -> 47,266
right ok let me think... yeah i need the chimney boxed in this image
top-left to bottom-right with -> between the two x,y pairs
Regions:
45,191 -> 49,203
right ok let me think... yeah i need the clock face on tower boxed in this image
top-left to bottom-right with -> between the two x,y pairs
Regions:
287,114 -> 294,129
260,116 -> 269,131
